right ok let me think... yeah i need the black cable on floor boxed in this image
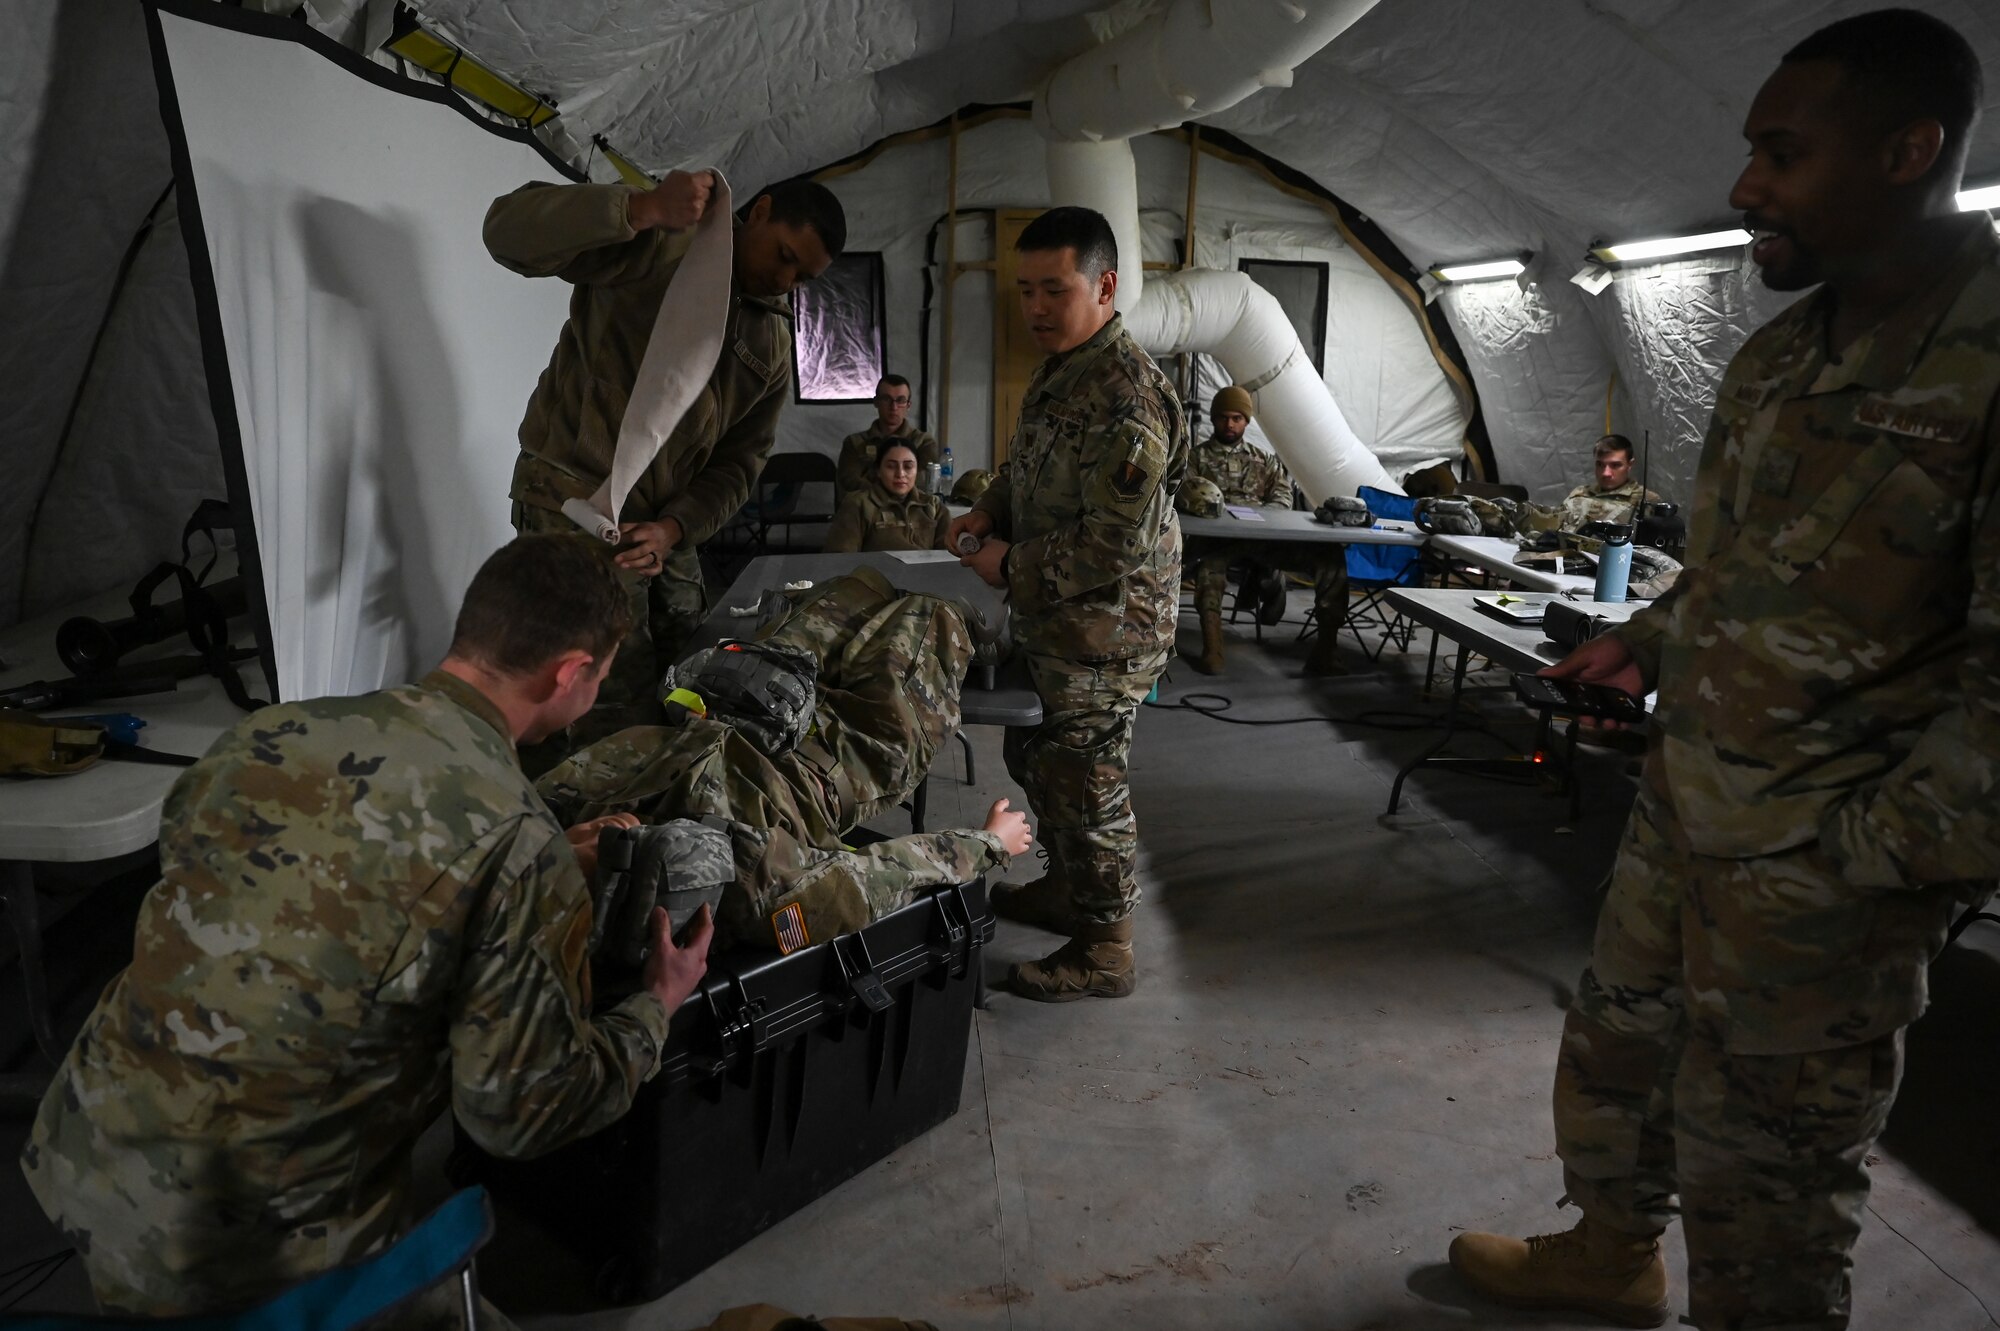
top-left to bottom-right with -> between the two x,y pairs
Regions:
1145,689 -> 1516,740
0,1250 -> 74,1312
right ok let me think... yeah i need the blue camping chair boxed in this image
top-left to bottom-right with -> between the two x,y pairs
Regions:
1297,486 -> 1423,660
6,1189 -> 494,1331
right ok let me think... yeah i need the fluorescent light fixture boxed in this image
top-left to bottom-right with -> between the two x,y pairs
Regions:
1432,258 -> 1526,282
1591,229 -> 1751,264
1959,183 -> 2000,212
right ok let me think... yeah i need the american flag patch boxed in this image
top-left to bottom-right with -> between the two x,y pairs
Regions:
771,902 -> 811,954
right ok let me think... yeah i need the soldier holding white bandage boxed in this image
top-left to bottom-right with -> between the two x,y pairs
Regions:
485,172 -> 846,769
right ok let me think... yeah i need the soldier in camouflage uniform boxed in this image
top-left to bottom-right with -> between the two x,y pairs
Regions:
1558,434 -> 1663,530
538,567 -> 1030,950
485,172 -> 846,765
948,207 -> 1187,1002
835,374 -> 942,504
20,536 -> 715,1321
1181,385 -> 1351,675
824,440 -> 951,552
1450,14 -> 1999,1329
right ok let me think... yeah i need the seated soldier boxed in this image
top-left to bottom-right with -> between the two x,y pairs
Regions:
1558,433 -> 1661,530
539,567 -> 1031,951
21,535 -> 713,1321
824,439 -> 951,553
1182,385 -> 1350,676
834,374 -> 940,505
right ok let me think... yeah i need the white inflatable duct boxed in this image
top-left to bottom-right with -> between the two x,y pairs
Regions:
1033,0 -> 1396,501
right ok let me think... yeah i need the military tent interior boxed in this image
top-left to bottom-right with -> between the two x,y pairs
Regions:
3,0 -> 1999,1327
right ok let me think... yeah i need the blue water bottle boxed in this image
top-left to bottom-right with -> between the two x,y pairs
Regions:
1594,526 -> 1634,603
939,446 -> 954,495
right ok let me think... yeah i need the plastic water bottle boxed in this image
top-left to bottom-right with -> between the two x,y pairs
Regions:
1594,527 -> 1634,603
939,446 -> 954,495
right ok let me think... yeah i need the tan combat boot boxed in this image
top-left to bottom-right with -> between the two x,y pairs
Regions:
1448,1215 -> 1669,1328
1194,607 -> 1226,675
1009,917 -> 1136,1002
990,871 -> 1075,935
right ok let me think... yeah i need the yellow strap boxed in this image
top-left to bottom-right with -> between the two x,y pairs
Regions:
384,28 -> 559,127
664,687 -> 708,716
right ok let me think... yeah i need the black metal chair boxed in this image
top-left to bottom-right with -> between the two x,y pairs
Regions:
750,452 -> 838,551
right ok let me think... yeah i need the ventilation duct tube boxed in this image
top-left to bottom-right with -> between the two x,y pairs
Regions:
1033,0 -> 1396,501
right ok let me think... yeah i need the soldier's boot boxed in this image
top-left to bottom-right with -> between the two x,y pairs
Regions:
1009,917 -> 1136,1002
990,872 -> 1076,934
1194,608 -> 1226,675
1303,633 -> 1347,676
1447,1215 -> 1669,1328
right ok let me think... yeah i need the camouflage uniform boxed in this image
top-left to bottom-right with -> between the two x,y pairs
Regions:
835,420 -> 940,505
1558,476 -> 1660,530
485,183 -> 794,751
1555,218 -> 2000,1329
20,672 -> 668,1316
972,316 -> 1186,925
1184,433 -> 1348,631
539,569 -> 1011,949
824,480 -> 950,553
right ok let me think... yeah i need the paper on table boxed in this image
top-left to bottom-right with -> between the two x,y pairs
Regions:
888,549 -> 960,564
1225,505 -> 1266,521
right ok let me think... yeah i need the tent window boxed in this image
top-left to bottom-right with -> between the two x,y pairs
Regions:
1237,258 -> 1328,375
794,252 -> 886,403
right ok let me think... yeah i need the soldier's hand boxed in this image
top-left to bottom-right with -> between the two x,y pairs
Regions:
628,169 -> 714,232
615,518 -> 682,572
946,510 -> 993,551
1541,635 -> 1645,730
644,904 -> 713,1015
565,812 -> 639,879
962,536 -> 1010,589
982,798 -> 1033,857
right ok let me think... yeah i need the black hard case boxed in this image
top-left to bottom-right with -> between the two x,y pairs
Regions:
460,877 -> 994,1305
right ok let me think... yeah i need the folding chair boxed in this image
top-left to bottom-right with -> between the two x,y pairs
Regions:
749,453 -> 838,552
7,1189 -> 495,1331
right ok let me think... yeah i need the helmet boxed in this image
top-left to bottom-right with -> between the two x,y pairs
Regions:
949,468 -> 995,505
1314,495 -> 1372,528
1413,496 -> 1483,537
1178,477 -> 1224,518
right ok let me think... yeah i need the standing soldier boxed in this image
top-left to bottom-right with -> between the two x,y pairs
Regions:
485,171 -> 846,762
1449,12 -> 1999,1329
948,206 -> 1187,1002
20,536 -> 714,1321
836,374 -> 941,504
1182,385 -> 1350,675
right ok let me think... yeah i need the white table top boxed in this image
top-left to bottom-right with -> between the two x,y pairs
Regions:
1179,510 -> 1427,546
0,578 -> 251,863
1428,533 -> 1599,594
1386,588 -> 1644,673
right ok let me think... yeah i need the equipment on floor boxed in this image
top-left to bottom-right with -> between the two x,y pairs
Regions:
455,871 -> 995,1305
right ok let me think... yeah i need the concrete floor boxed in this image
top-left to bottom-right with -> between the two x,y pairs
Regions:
5,599 -> 1998,1329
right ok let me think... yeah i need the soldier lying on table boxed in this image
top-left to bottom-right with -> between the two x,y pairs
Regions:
538,566 -> 1033,952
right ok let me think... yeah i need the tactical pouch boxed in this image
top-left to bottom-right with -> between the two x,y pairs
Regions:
664,640 -> 818,757
590,818 -> 735,969
0,708 -> 105,777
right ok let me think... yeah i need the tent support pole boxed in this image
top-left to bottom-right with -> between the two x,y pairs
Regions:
1180,125 -> 1201,397
939,111 -> 959,451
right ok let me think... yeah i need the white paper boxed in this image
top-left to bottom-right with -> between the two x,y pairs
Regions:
1225,505 -> 1267,521
887,549 -> 960,563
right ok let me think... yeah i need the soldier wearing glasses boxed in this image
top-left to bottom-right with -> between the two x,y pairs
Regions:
836,374 -> 941,504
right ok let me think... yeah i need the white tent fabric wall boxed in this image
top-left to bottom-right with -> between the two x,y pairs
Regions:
774,116 -> 1466,477
156,9 -> 575,700
2,0 -> 224,632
